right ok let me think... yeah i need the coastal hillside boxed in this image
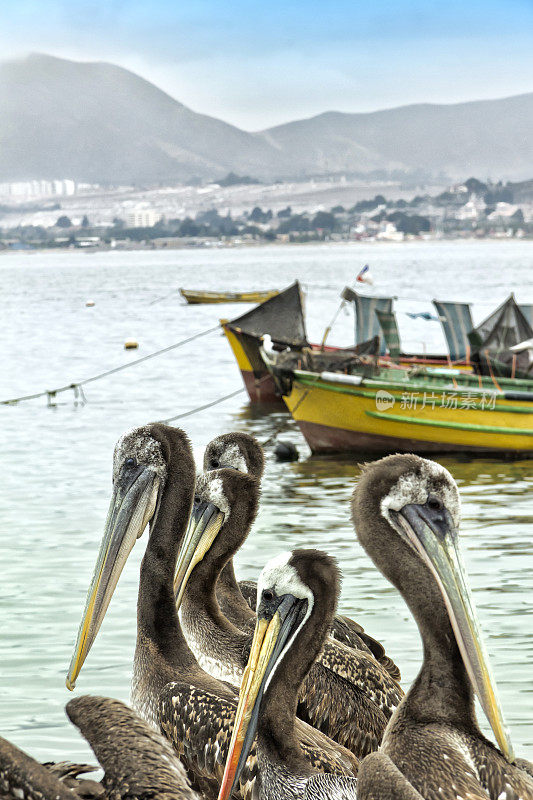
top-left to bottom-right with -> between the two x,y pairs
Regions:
261,95 -> 533,181
0,54 -> 285,183
1,53 -> 532,184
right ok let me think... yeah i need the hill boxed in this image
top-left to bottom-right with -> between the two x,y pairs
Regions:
0,54 -> 285,183
260,95 -> 533,181
1,54 -> 532,184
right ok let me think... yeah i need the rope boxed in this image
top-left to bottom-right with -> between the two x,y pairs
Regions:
1,324 -> 221,406
320,299 -> 346,349
160,387 -> 246,424
148,288 -> 182,306
484,349 -> 502,393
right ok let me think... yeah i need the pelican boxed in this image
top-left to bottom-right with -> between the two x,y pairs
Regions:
204,432 -> 264,630
352,454 -> 533,799
65,424 -> 357,796
204,432 -> 401,679
0,695 -> 198,800
175,467 -> 403,758
216,549 -> 359,800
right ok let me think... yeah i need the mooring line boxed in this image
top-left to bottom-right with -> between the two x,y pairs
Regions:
160,387 -> 246,424
1,324 -> 221,406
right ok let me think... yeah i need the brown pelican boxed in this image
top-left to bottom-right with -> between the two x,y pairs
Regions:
205,432 -> 264,630
204,432 -> 401,679
352,454 -> 533,799
216,549 -> 359,800
65,424 -> 357,796
175,467 -> 403,758
0,695 -> 198,800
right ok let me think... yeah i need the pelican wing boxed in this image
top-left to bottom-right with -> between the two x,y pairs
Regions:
158,682 -> 257,800
298,661 -> 387,758
66,695 -> 198,800
294,718 -> 360,777
0,736 -> 100,800
319,639 -> 403,718
330,615 -> 402,681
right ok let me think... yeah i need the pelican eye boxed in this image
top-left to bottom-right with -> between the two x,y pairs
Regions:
193,496 -> 201,506
262,589 -> 274,603
427,495 -> 442,512
125,457 -> 136,469
210,459 -> 219,468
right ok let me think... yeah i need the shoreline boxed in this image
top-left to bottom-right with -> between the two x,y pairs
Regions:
1,234 -> 532,255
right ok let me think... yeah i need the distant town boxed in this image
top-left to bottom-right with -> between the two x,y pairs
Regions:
1,173 -> 532,251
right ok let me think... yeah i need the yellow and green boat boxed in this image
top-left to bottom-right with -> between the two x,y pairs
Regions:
273,365 -> 533,455
180,288 -> 279,305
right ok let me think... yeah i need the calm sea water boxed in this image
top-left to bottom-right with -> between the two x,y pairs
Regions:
1,241 -> 532,765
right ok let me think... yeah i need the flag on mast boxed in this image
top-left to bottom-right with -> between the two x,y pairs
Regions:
356,264 -> 373,285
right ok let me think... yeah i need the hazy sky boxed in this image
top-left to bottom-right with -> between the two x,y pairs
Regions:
2,0 -> 533,129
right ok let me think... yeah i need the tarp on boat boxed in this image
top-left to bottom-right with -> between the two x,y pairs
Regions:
226,281 -> 308,348
375,309 -> 401,359
342,288 -> 394,355
467,294 -> 533,378
432,300 -> 474,361
519,304 -> 533,329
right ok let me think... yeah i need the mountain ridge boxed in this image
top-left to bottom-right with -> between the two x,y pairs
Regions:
1,53 -> 532,184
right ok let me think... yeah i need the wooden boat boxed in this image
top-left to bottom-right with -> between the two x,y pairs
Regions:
180,288 -> 279,304
222,283 -> 476,405
266,359 -> 533,455
221,281 -> 310,403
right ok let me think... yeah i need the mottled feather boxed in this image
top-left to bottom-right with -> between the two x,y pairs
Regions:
66,695 -> 199,800
1,751 -> 102,799
382,723 -> 533,800
158,682 -> 358,800
304,773 -> 358,800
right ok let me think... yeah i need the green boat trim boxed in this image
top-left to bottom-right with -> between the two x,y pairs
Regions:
294,370 -> 533,397
366,410 -> 533,437
292,376 -> 533,414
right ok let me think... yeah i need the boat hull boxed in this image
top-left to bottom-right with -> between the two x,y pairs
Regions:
295,420 -> 529,455
222,322 -> 285,404
180,289 -> 278,304
284,374 -> 533,456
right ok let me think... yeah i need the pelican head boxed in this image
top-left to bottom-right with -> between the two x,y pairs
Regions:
66,423 -> 192,691
352,453 -> 514,763
217,549 -> 340,800
203,432 -> 264,479
174,467 -> 259,608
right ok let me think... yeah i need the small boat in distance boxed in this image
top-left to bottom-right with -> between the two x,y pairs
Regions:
180,288 -> 279,304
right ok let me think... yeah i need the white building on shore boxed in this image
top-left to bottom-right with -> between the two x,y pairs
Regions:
0,179 -> 76,199
125,206 -> 161,227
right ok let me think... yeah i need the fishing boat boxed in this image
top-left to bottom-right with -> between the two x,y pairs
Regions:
263,355 -> 533,455
221,283 -> 476,404
221,281 -> 311,403
180,288 -> 279,304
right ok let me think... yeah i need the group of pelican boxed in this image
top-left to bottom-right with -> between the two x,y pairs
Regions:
2,424 -> 532,800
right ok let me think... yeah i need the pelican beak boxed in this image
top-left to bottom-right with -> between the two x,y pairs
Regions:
395,500 -> 515,763
66,464 -> 161,691
217,593 -> 307,800
173,501 -> 225,609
